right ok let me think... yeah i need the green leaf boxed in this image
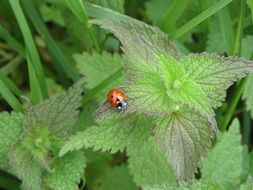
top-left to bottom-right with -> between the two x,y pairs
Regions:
240,176 -> 253,190
9,143 -> 42,190
88,0 -> 125,13
127,137 -> 176,186
22,126 -> 52,172
43,151 -> 86,190
23,79 -> 84,137
39,4 -> 65,26
166,79 -> 213,116
201,119 -> 244,189
0,112 -> 24,170
180,53 -> 253,108
92,165 -> 138,190
74,52 -> 124,101
143,181 -> 222,190
242,74 -> 253,119
59,114 -> 153,156
154,108 -> 216,180
92,19 -> 180,78
124,74 -> 173,116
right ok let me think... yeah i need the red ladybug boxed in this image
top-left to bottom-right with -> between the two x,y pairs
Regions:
107,88 -> 126,111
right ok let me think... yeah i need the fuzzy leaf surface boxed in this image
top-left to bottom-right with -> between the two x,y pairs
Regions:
127,137 -> 176,186
154,108 -> 216,180
43,151 -> 86,190
92,19 -> 180,78
9,143 -> 42,190
60,114 -> 153,156
180,53 -> 253,108
74,52 -> 124,101
201,119 -> 244,189
0,112 -> 23,170
143,181 -> 222,190
24,80 -> 84,137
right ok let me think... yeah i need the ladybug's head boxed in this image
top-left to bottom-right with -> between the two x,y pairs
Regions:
116,98 -> 126,111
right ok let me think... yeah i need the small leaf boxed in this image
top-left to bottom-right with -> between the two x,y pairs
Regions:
0,112 -> 23,170
92,19 -> 180,78
154,108 -> 216,180
242,74 -> 253,119
167,80 -> 213,116
24,79 -> 84,137
74,52 -> 123,101
9,143 -> 42,190
180,53 -> 253,108
92,165 -> 138,190
201,119 -> 244,189
22,126 -> 52,172
127,137 -> 176,186
43,151 -> 86,190
59,114 -> 153,156
124,74 -> 174,116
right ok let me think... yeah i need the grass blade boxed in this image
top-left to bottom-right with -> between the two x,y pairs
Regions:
22,0 -> 80,81
64,0 -> 100,51
9,0 -> 48,103
0,71 -> 24,97
221,0 -> 246,131
159,0 -> 191,33
0,79 -> 23,112
218,7 -> 234,54
169,0 -> 233,39
0,25 -> 25,57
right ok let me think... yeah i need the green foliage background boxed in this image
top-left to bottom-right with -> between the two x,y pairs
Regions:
0,0 -> 253,190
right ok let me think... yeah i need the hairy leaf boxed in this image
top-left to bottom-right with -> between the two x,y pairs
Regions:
92,165 -> 137,190
201,119 -> 244,189
127,137 -> 176,186
74,52 -> 123,101
180,53 -> 253,108
143,181 -> 222,190
24,79 -> 84,137
43,151 -> 86,190
0,112 -> 23,170
92,19 -> 180,78
154,108 -> 216,180
9,143 -> 42,190
59,114 -> 153,156
22,126 -> 52,172
167,80 -> 213,116
124,74 -> 174,116
242,74 -> 253,118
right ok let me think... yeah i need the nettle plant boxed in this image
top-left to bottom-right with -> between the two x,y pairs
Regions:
1,18 -> 253,190
59,20 -> 253,189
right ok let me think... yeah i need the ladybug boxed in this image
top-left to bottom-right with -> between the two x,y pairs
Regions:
107,88 -> 126,111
